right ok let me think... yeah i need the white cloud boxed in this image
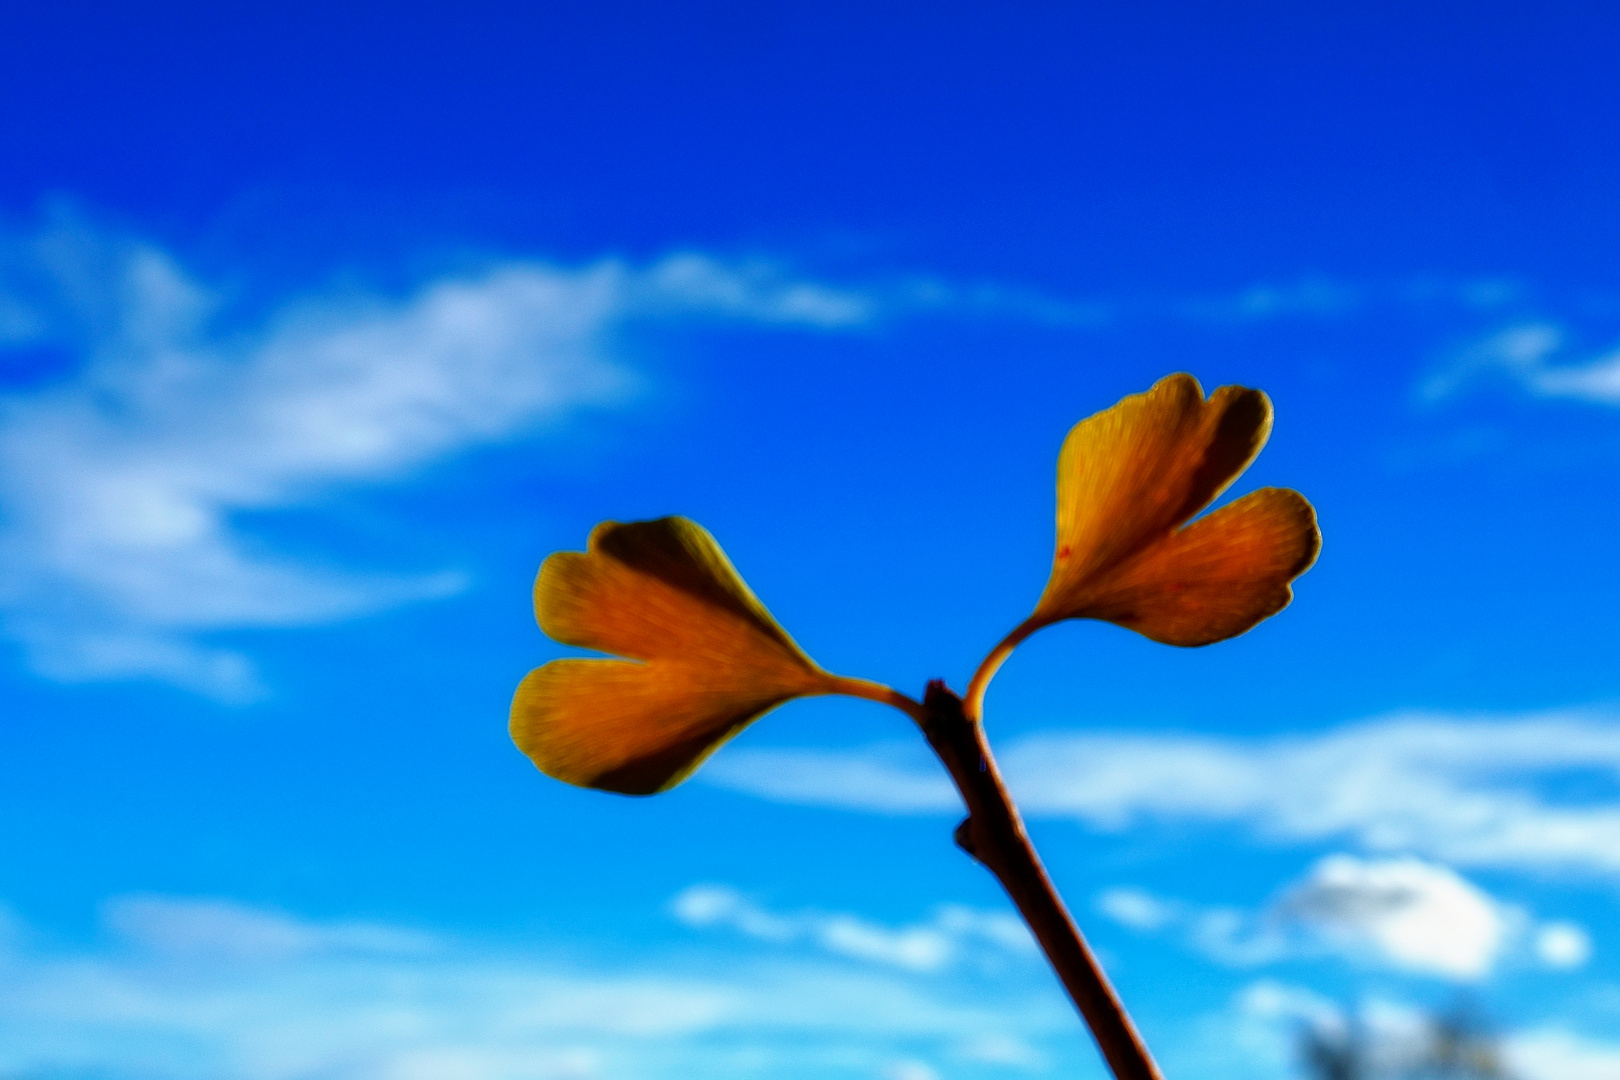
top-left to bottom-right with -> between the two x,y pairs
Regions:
673,884 -> 800,943
378,1047 -> 601,1080
1234,978 -> 1343,1036
1534,921 -> 1593,970
0,894 -> 1071,1080
705,746 -> 960,814
881,1061 -> 941,1080
633,253 -> 873,326
896,277 -> 1110,326
1270,855 -> 1518,980
1423,321 -> 1620,405
1098,856 -> 1589,981
1529,919 -> 1594,971
1507,1028 -> 1620,1080
671,885 -> 1034,974
1530,353 -> 1620,402
102,895 -> 440,959
953,1034 -> 1046,1069
1095,887 -> 1181,933
0,219 -> 872,699
898,272 -> 1514,329
1179,278 -> 1360,322
706,709 -> 1620,880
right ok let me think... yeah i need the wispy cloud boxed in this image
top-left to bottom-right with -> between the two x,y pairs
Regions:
1176,278 -> 1361,322
705,744 -> 961,815
1506,1028 -> 1620,1080
0,894 -> 1067,1080
672,885 -> 1035,974
1097,855 -> 1590,980
0,211 -> 1562,702
705,709 -> 1620,879
103,894 -> 441,959
897,272 -> 1516,329
896,277 -> 1111,327
0,219 -> 871,699
1423,322 -> 1620,405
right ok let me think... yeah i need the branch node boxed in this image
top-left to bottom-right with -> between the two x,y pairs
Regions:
953,815 -> 978,858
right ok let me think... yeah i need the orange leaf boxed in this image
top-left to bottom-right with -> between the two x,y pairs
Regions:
1031,373 -> 1319,644
1060,487 -> 1320,646
511,517 -> 834,794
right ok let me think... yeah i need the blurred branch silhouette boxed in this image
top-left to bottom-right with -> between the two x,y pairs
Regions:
1298,999 -> 1513,1080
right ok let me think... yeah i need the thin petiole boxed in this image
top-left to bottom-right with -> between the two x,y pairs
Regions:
823,674 -> 928,724
962,616 -> 1040,722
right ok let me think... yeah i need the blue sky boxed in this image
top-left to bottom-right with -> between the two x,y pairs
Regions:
4,2 -> 1620,1078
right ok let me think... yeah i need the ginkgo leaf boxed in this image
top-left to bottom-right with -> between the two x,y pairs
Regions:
1031,373 -> 1320,644
510,517 -> 838,795
1059,486 -> 1319,646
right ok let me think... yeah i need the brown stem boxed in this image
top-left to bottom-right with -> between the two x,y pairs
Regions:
916,680 -> 1165,1080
